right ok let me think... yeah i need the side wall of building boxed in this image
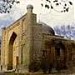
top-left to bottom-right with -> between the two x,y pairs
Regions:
42,35 -> 75,70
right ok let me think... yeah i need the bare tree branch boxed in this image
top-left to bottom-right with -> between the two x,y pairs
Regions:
41,0 -> 73,13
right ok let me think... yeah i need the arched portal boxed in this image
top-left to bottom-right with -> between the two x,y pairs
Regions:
7,32 -> 17,70
55,41 -> 67,70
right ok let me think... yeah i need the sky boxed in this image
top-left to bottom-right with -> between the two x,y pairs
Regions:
0,0 -> 74,30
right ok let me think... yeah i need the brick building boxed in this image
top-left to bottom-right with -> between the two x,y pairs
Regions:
1,5 -> 75,73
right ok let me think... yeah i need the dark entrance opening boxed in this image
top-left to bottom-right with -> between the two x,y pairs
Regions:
55,41 -> 67,70
7,32 -> 17,70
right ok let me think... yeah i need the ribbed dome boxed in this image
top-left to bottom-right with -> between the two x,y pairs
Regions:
27,4 -> 33,9
39,22 -> 55,35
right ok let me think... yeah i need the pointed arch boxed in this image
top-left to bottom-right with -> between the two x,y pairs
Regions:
7,32 -> 17,70
55,41 -> 67,70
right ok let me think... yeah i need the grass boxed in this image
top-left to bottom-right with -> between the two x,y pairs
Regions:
3,70 -> 75,75
2,72 -> 75,75
14,72 -> 75,75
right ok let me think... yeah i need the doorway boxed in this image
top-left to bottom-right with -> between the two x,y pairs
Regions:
7,32 -> 17,70
55,41 -> 66,70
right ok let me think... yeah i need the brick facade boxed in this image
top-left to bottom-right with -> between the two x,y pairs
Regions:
1,5 -> 75,73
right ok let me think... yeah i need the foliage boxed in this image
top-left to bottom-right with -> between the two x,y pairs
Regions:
0,0 -> 73,13
41,0 -> 73,13
0,0 -> 20,13
54,24 -> 75,39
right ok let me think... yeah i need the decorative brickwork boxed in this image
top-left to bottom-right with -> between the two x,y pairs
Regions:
1,5 -> 75,73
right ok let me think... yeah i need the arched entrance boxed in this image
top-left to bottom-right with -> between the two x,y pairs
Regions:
55,41 -> 67,70
7,32 -> 17,70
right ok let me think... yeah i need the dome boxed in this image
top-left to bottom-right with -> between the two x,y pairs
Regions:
27,4 -> 33,9
39,22 -> 55,35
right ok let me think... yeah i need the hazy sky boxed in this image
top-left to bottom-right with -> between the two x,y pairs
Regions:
0,0 -> 74,29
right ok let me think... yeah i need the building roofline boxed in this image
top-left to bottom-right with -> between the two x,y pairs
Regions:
6,13 -> 27,29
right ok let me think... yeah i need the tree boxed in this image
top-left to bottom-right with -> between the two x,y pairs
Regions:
0,0 -> 20,13
0,0 -> 73,13
54,24 -> 75,40
41,0 -> 73,13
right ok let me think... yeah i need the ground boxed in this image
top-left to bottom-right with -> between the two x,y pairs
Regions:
0,71 -> 75,75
